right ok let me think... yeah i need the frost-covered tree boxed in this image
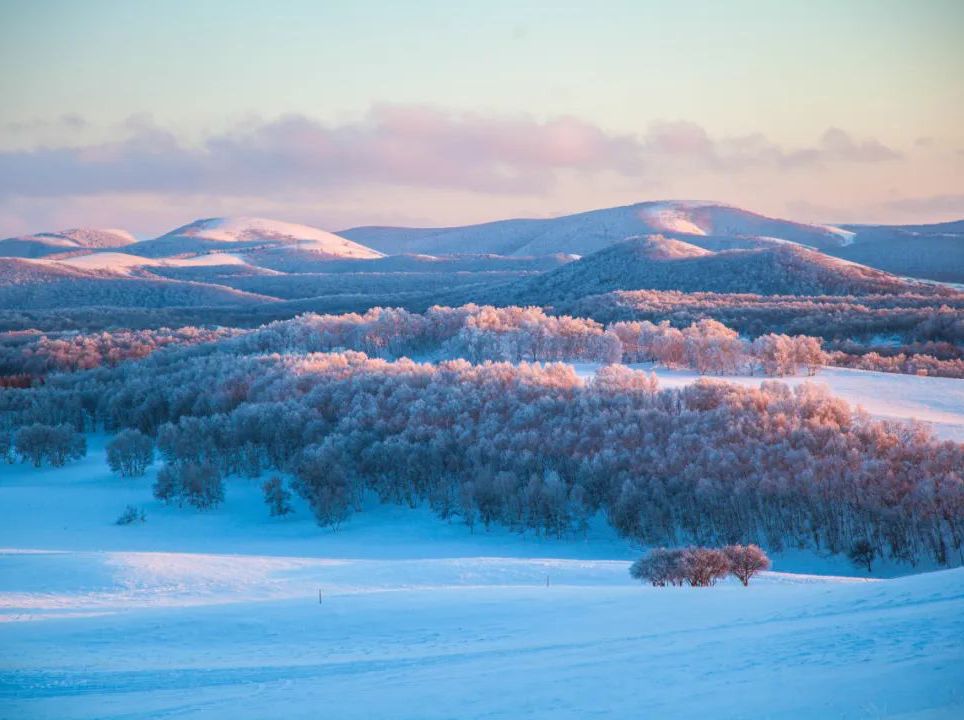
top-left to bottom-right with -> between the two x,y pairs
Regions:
293,449 -> 354,528
14,423 -> 85,467
0,430 -> 12,463
723,544 -> 771,586
106,429 -> 154,477
680,548 -> 732,586
262,476 -> 294,516
752,334 -> 798,376
630,548 -> 687,587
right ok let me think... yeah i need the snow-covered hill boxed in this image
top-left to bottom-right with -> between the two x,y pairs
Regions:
131,216 -> 384,259
504,236 -> 925,302
1,436 -> 961,719
338,201 -> 856,257
339,201 -> 963,283
0,228 -> 135,258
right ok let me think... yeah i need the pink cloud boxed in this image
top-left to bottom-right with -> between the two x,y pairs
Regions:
0,106 -> 902,202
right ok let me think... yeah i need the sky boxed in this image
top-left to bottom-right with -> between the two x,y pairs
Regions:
0,0 -> 962,237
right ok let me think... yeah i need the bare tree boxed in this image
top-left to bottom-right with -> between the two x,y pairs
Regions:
848,539 -> 876,573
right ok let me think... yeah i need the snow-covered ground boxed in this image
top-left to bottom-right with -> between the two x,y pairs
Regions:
42,251 -> 252,275
1,435 -> 963,719
154,216 -> 385,258
572,363 -> 964,442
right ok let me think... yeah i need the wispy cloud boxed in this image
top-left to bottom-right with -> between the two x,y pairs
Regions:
0,106 -> 903,200
642,122 -> 901,170
3,113 -> 89,134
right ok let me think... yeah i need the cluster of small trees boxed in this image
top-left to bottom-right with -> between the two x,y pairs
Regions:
611,319 -> 826,376
9,423 -> 86,467
115,504 -> 146,525
231,305 -> 622,364
566,290 -> 964,347
232,308 -> 823,374
451,306 -> 621,364
153,460 -> 224,509
0,326 -> 240,376
828,351 -> 964,379
630,545 -> 771,587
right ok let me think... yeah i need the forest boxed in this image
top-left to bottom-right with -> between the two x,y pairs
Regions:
1,320 -> 961,567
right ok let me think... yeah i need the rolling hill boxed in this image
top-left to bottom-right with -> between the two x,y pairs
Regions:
0,258 -> 274,309
504,235 -> 930,302
338,201 -> 855,257
129,217 -> 384,259
340,201 -> 963,283
0,228 -> 136,258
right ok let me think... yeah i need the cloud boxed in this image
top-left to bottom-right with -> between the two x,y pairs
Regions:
641,122 -> 901,170
815,127 -> 902,163
2,113 -> 89,134
0,107 -> 643,198
0,106 -> 903,201
875,194 -> 964,217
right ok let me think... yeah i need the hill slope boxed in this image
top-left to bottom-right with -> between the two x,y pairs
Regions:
130,217 -> 384,259
0,258 -> 275,309
507,235 -> 927,302
828,220 -> 964,283
0,228 -> 135,258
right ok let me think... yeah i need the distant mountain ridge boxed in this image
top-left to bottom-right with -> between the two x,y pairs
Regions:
338,200 -> 963,282
338,201 -> 856,257
0,204 -> 960,313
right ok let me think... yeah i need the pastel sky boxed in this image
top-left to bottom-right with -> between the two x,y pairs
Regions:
1,0 -> 962,237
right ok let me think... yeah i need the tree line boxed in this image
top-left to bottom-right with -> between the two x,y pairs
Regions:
564,290 -> 964,346
5,302 -> 959,382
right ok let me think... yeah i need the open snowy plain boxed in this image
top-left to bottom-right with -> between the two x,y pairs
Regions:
2,417 -> 963,719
